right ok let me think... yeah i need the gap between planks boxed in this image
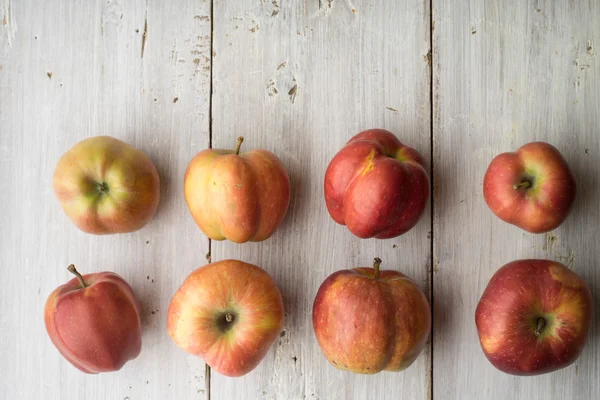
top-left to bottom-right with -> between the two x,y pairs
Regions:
204,0 -> 215,399
428,0 -> 435,399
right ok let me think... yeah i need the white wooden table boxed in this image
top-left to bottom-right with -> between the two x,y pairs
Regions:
1,1 -> 598,399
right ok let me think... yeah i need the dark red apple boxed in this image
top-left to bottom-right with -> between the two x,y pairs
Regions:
483,142 -> 576,233
475,259 -> 592,376
324,129 -> 429,239
44,265 -> 142,373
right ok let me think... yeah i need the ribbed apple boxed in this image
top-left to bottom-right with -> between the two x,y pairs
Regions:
53,136 -> 160,234
167,259 -> 284,377
324,129 -> 429,239
184,137 -> 290,243
44,265 -> 142,373
483,141 -> 576,233
312,258 -> 431,374
475,259 -> 592,375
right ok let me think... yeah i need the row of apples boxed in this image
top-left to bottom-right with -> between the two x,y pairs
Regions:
45,129 -> 589,378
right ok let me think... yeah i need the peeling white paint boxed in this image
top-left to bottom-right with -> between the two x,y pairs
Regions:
2,0 -> 17,48
266,62 -> 299,103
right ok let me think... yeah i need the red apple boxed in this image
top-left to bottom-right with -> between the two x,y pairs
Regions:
324,129 -> 429,239
53,136 -> 160,234
184,137 -> 290,243
483,142 -> 576,233
312,258 -> 431,373
44,265 -> 142,373
475,259 -> 592,375
167,259 -> 284,377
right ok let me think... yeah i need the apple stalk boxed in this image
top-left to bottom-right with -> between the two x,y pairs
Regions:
67,264 -> 88,288
235,136 -> 244,155
373,257 -> 382,280
513,181 -> 531,190
534,317 -> 546,337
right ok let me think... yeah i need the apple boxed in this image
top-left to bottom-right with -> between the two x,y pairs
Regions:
184,137 -> 290,243
475,259 -> 592,375
167,259 -> 284,377
44,265 -> 142,373
324,129 -> 429,239
53,136 -> 160,234
483,141 -> 576,233
312,258 -> 431,373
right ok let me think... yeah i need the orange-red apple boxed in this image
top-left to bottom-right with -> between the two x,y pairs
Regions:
483,142 -> 576,233
44,265 -> 142,373
184,137 -> 290,243
53,136 -> 160,234
324,129 -> 429,239
167,259 -> 284,377
312,258 -> 431,373
475,259 -> 592,375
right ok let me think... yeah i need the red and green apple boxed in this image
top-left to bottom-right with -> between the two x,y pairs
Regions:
53,136 -> 160,234
475,259 -> 592,375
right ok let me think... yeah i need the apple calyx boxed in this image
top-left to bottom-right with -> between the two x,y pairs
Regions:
235,136 -> 244,155
534,317 -> 547,337
67,264 -> 88,288
373,257 -> 382,280
96,181 -> 110,195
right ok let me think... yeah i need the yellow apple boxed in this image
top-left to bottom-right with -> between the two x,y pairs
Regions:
167,259 -> 284,377
184,137 -> 290,243
53,136 -> 160,234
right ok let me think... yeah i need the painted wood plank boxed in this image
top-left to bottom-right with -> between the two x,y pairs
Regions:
0,0 -> 211,398
433,1 -> 600,399
210,1 -> 432,399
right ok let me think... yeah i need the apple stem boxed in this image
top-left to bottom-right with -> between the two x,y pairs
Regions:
235,136 -> 244,155
67,264 -> 88,288
373,257 -> 382,280
225,313 -> 233,323
513,181 -> 531,190
534,317 -> 546,337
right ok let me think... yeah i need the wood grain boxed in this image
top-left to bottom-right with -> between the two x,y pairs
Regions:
210,0 -> 432,399
0,0 -> 211,398
433,1 -> 600,399
8,0 -> 599,398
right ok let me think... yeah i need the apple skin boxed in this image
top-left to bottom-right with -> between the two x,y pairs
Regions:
44,265 -> 142,374
483,142 -> 576,233
53,136 -> 160,234
324,129 -> 429,239
167,259 -> 284,377
184,137 -> 291,243
475,259 -> 592,376
312,259 -> 431,374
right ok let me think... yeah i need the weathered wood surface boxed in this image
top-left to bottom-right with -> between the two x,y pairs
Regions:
0,0 -> 211,399
433,1 -> 600,399
210,1 -> 432,399
3,0 -> 600,399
